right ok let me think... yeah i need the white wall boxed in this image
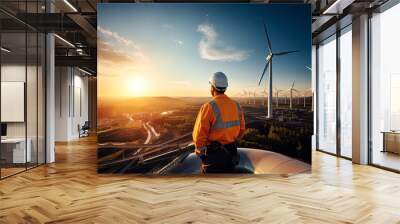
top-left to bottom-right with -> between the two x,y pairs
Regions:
0,65 -> 41,138
1,64 -> 46,164
55,67 -> 89,141
55,66 -> 70,141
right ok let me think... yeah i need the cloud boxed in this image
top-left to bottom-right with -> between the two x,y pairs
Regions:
174,39 -> 184,46
197,23 -> 249,62
97,40 -> 149,80
98,26 -> 139,49
98,41 -> 136,65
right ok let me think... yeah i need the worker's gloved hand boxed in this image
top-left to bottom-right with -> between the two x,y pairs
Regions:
195,147 -> 207,160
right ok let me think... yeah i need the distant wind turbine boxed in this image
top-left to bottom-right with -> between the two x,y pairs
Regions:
244,90 -> 251,105
305,66 -> 313,110
242,90 -> 248,105
274,88 -> 283,107
258,24 -> 299,118
287,81 -> 298,109
260,90 -> 268,106
302,92 -> 307,108
306,87 -> 314,111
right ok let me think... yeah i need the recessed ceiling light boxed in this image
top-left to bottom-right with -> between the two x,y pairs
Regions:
54,34 -> 75,48
1,47 -> 11,53
78,67 -> 93,76
63,0 -> 78,12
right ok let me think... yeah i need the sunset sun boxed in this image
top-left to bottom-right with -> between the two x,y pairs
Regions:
126,77 -> 147,96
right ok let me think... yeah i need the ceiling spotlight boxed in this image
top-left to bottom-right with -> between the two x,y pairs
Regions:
1,47 -> 11,53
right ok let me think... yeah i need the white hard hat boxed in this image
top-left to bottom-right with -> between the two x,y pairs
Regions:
209,72 -> 228,90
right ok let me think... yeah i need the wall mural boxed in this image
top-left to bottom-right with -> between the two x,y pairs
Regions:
97,3 -> 312,175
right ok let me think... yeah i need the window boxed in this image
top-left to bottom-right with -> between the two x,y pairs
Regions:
317,35 -> 337,154
0,1 -> 46,179
370,2 -> 400,171
339,26 -> 352,158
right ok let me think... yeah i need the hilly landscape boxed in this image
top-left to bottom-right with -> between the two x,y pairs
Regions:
98,97 -> 193,119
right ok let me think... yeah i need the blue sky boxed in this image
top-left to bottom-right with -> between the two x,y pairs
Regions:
98,3 -> 311,98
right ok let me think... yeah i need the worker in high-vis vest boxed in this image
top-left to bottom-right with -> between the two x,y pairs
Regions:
193,72 -> 245,173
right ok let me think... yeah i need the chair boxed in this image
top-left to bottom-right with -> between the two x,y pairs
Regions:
79,121 -> 90,138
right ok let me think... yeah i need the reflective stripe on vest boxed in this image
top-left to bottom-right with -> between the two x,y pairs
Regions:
209,100 -> 241,130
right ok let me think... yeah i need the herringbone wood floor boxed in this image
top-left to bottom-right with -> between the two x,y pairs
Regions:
1,137 -> 400,224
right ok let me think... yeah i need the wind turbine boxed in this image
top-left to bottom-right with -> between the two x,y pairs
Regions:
258,24 -> 299,118
301,91 -> 307,108
242,90 -> 250,105
287,81 -> 298,109
235,92 -> 244,104
274,88 -> 283,107
305,66 -> 313,111
260,90 -> 268,106
247,90 -> 252,105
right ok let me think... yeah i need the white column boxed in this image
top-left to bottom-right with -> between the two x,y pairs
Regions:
45,0 -> 56,163
312,45 -> 317,150
46,33 -> 55,163
352,14 -> 369,164
55,67 -> 73,141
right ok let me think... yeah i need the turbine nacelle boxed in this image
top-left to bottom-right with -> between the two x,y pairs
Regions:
266,53 -> 272,62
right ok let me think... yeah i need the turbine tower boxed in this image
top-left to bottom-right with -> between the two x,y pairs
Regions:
243,90 -> 250,105
258,24 -> 299,118
287,81 -> 298,109
274,88 -> 282,107
260,90 -> 268,106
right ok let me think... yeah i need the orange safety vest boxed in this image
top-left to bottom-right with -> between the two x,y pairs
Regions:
193,94 -> 245,150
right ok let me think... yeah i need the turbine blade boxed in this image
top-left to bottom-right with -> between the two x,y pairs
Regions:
258,63 -> 269,86
263,24 -> 272,53
291,80 -> 295,89
275,50 -> 299,56
306,66 -> 312,71
258,59 -> 271,86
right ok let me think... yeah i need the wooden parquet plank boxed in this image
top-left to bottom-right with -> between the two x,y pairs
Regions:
0,136 -> 399,223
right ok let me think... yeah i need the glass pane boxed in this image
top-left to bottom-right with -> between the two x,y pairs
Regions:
1,31 -> 27,177
340,28 -> 352,158
27,31 -> 38,169
371,4 -> 400,171
317,35 -> 337,154
38,33 -> 46,165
